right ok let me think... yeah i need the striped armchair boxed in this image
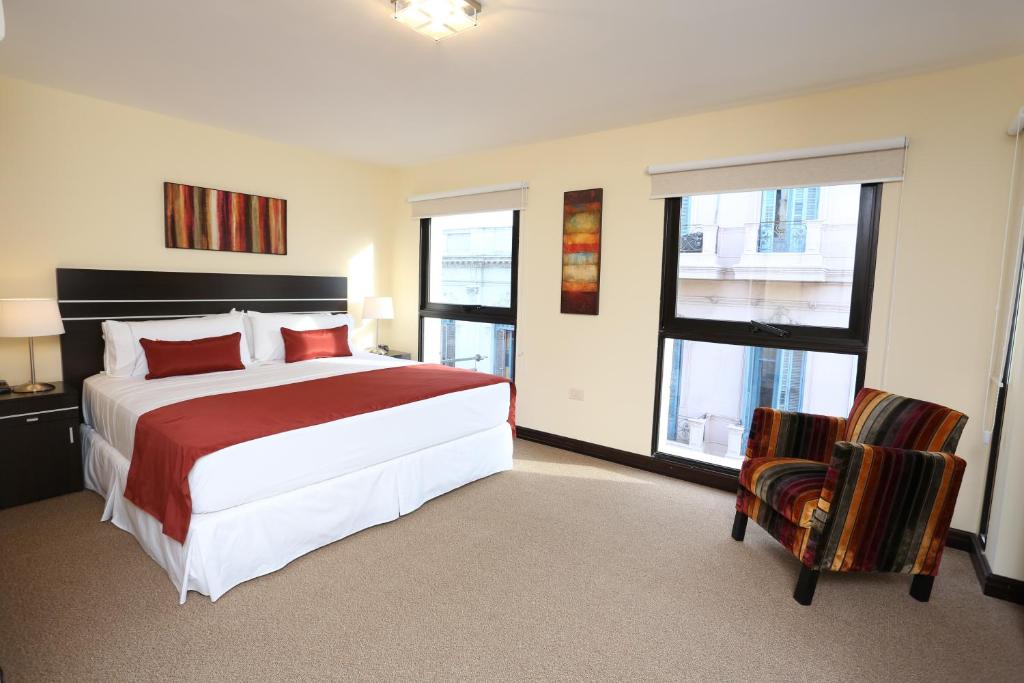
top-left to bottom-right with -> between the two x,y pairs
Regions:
731,388 -> 967,605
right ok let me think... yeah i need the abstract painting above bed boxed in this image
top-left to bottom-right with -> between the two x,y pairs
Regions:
164,182 -> 287,255
561,188 -> 603,315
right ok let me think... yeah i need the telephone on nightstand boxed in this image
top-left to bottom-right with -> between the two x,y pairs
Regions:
0,380 -> 10,395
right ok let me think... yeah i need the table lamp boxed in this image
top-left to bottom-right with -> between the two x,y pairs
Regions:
0,298 -> 65,393
362,296 -> 394,354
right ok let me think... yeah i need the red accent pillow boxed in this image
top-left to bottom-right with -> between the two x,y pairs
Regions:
281,325 -> 353,363
140,332 -> 246,380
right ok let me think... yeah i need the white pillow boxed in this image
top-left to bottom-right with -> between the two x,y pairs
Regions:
247,310 -> 354,362
102,311 -> 249,378
242,312 -> 256,360
101,319 -> 136,377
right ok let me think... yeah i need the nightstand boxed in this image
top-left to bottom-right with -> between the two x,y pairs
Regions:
0,382 -> 83,509
386,350 -> 412,360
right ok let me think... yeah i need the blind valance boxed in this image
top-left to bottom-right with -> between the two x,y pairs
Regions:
647,138 -> 907,199
408,182 -> 528,218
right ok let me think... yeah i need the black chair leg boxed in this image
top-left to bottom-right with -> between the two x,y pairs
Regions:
731,510 -> 748,541
793,566 -> 820,606
910,574 -> 934,602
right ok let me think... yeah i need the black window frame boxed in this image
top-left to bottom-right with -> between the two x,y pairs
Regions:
651,183 -> 883,468
417,211 -> 520,378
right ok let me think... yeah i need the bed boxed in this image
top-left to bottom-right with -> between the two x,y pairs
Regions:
57,268 -> 514,603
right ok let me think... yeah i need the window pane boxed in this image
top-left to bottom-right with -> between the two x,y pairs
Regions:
422,317 -> 515,379
657,338 -> 857,469
428,211 -> 514,307
676,184 -> 860,328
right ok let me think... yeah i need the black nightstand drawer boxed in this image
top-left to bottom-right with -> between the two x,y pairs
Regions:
0,383 -> 83,509
0,414 -> 82,508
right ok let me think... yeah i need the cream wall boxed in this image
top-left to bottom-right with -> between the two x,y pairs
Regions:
392,56 -> 1024,547
0,76 -> 398,382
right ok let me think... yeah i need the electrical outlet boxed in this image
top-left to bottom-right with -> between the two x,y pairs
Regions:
568,388 -> 584,401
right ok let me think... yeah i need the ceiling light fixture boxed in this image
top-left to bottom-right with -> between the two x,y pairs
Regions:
392,0 -> 481,41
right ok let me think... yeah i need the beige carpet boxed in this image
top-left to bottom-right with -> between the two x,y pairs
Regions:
1,440 -> 1021,682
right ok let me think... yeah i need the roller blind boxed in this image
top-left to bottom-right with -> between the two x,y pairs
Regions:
408,182 -> 528,218
647,138 -> 907,199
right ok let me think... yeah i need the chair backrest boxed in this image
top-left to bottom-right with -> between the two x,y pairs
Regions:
846,388 -> 967,452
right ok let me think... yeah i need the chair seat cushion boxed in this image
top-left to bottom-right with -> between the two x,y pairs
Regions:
739,457 -> 828,528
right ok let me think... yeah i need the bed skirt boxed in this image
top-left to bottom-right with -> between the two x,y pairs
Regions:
81,423 -> 514,603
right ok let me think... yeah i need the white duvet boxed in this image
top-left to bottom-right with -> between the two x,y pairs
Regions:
83,352 -> 511,515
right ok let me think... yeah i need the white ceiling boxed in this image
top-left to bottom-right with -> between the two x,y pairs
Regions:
1,0 -> 1023,166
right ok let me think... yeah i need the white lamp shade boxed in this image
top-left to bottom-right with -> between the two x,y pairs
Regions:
362,296 -> 394,321
0,299 -> 66,338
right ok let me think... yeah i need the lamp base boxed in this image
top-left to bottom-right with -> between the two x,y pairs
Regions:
12,382 -> 55,394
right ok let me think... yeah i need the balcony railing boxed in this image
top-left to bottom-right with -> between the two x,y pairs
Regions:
443,353 -> 488,371
756,220 -> 807,253
680,231 -> 704,253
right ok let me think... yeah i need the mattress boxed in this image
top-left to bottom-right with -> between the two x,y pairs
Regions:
82,353 -> 511,515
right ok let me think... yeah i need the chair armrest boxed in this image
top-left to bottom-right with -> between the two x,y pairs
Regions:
806,441 -> 966,575
745,407 -> 847,463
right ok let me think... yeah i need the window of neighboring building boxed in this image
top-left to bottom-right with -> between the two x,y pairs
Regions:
419,211 -> 518,379
758,187 -> 819,253
654,183 -> 880,470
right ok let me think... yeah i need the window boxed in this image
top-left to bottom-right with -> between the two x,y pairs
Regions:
422,318 -> 515,375
419,210 -> 518,379
657,339 -> 858,468
654,183 -> 880,470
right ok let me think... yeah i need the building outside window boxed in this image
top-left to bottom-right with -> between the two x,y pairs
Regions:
656,183 -> 878,469
419,211 -> 518,379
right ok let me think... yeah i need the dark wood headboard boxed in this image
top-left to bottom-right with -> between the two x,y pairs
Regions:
56,268 -> 348,397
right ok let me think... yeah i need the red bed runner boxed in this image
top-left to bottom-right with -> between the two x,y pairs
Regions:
124,364 -> 515,543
